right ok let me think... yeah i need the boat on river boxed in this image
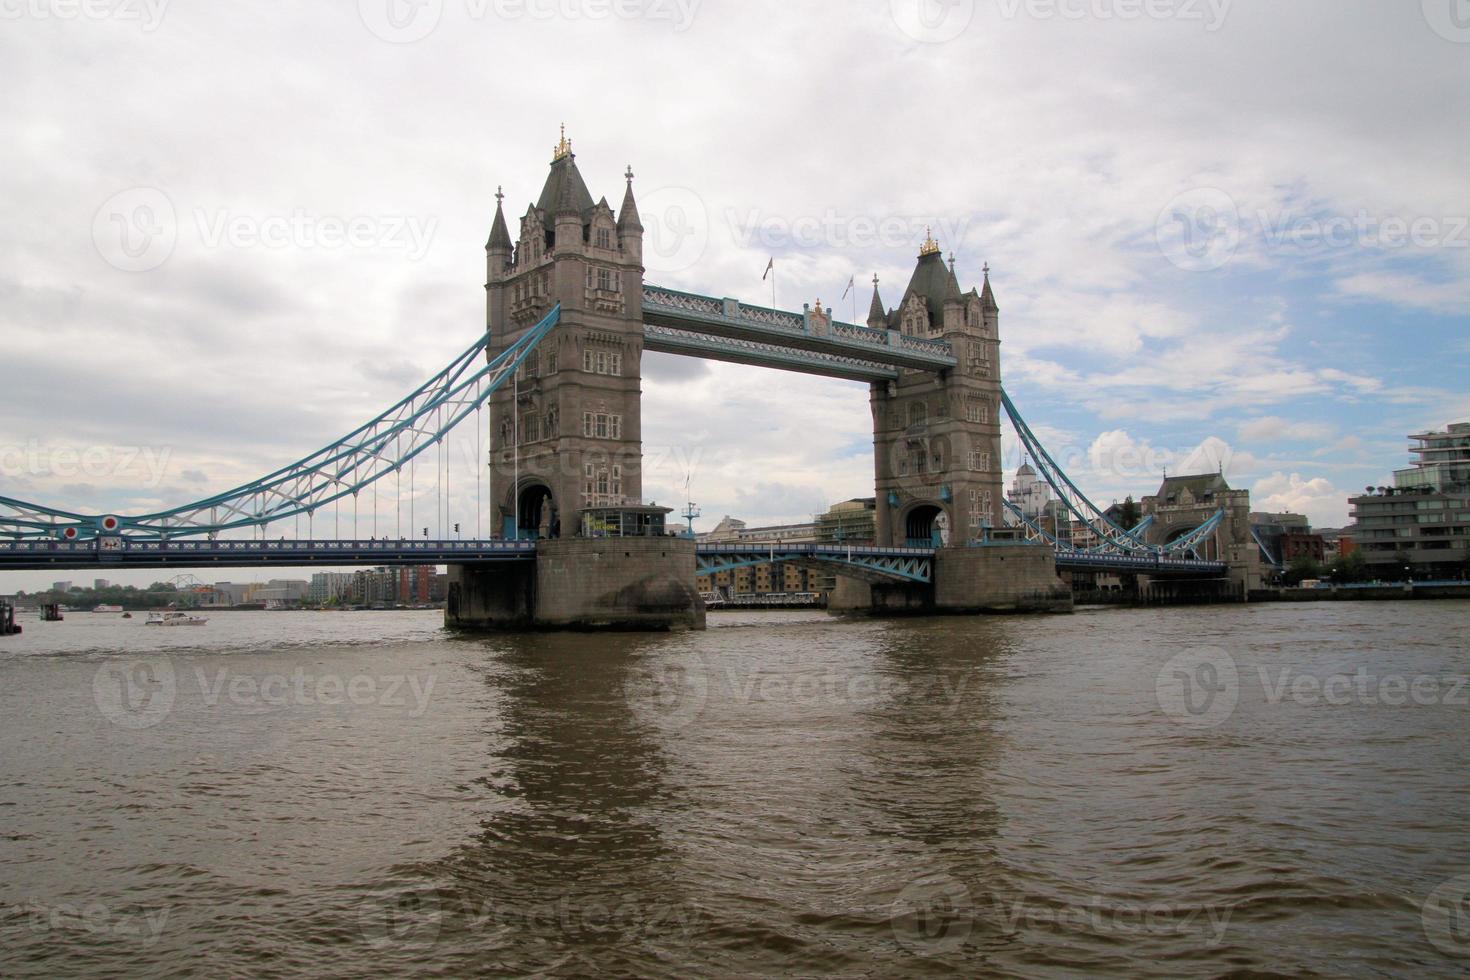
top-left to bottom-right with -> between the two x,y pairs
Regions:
145,611 -> 208,626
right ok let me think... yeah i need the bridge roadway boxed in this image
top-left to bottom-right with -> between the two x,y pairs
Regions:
640,285 -> 957,381
0,538 -> 1228,578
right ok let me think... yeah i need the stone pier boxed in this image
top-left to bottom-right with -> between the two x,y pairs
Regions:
446,537 -> 705,631
829,541 -> 1072,615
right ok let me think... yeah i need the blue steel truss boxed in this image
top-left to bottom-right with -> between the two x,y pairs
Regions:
1053,550 -> 1227,575
644,322 -> 899,382
1163,509 -> 1226,558
0,535 -> 1228,578
641,284 -> 956,379
0,306 -> 561,541
999,390 -> 1226,559
0,537 -> 536,570
696,543 -> 933,583
1251,525 -> 1283,569
1003,497 -> 1223,562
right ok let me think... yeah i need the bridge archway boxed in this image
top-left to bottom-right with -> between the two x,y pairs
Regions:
1162,522 -> 1214,559
903,503 -> 947,548
511,482 -> 556,540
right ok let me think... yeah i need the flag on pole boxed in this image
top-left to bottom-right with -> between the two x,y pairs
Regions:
762,257 -> 774,280
841,275 -> 855,299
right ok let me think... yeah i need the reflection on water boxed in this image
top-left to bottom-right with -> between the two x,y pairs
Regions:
2,603 -> 1469,976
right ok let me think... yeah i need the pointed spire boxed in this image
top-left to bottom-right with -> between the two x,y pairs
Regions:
536,132 -> 594,216
554,163 -> 583,217
944,252 -> 963,303
980,261 -> 998,311
866,273 -> 886,328
486,184 -> 512,252
618,163 -> 642,233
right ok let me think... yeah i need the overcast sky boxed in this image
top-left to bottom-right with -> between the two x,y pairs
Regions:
2,0 -> 1468,591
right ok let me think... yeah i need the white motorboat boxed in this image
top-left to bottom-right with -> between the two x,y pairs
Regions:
145,611 -> 209,626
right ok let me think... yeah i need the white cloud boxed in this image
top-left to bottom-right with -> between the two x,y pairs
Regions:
1252,472 -> 1350,528
1238,416 -> 1334,443
1334,272 -> 1470,315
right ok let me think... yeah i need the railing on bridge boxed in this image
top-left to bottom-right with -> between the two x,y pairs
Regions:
1053,550 -> 1228,575
641,284 -> 956,377
0,538 -> 538,569
695,542 -> 935,583
643,323 -> 899,382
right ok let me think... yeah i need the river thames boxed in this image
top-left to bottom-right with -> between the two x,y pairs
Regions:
2,602 -> 1469,976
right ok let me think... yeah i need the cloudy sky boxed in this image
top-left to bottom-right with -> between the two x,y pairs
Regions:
2,0 -> 1467,590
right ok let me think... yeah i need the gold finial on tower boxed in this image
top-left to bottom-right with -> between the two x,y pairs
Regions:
552,123 -> 572,161
920,227 -> 940,256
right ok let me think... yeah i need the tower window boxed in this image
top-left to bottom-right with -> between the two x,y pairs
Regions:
582,346 -> 623,376
582,412 -> 623,439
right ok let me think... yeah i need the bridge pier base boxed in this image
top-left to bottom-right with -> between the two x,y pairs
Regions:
934,543 -> 1072,614
830,543 -> 1072,616
447,537 -> 705,632
446,561 -> 536,630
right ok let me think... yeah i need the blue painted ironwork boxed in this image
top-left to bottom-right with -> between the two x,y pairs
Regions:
641,284 -> 956,376
1251,525 -> 1282,569
1053,550 -> 1227,575
999,389 -> 1168,555
695,542 -> 933,583
0,533 -> 1225,578
643,323 -> 897,382
1163,509 -> 1225,559
0,306 -> 562,541
0,537 -> 536,570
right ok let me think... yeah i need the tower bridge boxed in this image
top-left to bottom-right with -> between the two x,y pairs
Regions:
0,133 -> 1252,628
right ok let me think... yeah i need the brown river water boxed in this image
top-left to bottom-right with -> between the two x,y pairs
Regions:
2,601 -> 1469,977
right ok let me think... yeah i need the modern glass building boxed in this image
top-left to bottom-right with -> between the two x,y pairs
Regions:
1350,422 -> 1470,577
1394,422 -> 1470,493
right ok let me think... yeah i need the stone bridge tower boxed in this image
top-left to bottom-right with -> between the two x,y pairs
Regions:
1141,474 -> 1264,593
483,130 -> 646,539
451,132 -> 700,631
869,234 -> 1005,549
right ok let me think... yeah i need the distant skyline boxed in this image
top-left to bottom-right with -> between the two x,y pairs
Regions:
3,0 -> 1467,592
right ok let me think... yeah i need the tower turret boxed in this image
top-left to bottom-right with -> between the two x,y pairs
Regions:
866,274 -> 886,330
485,185 -> 512,284
617,165 -> 643,265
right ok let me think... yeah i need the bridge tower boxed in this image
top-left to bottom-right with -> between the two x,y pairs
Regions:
450,131 -> 702,630
831,238 -> 1069,614
484,130 -> 647,539
869,236 -> 1004,549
